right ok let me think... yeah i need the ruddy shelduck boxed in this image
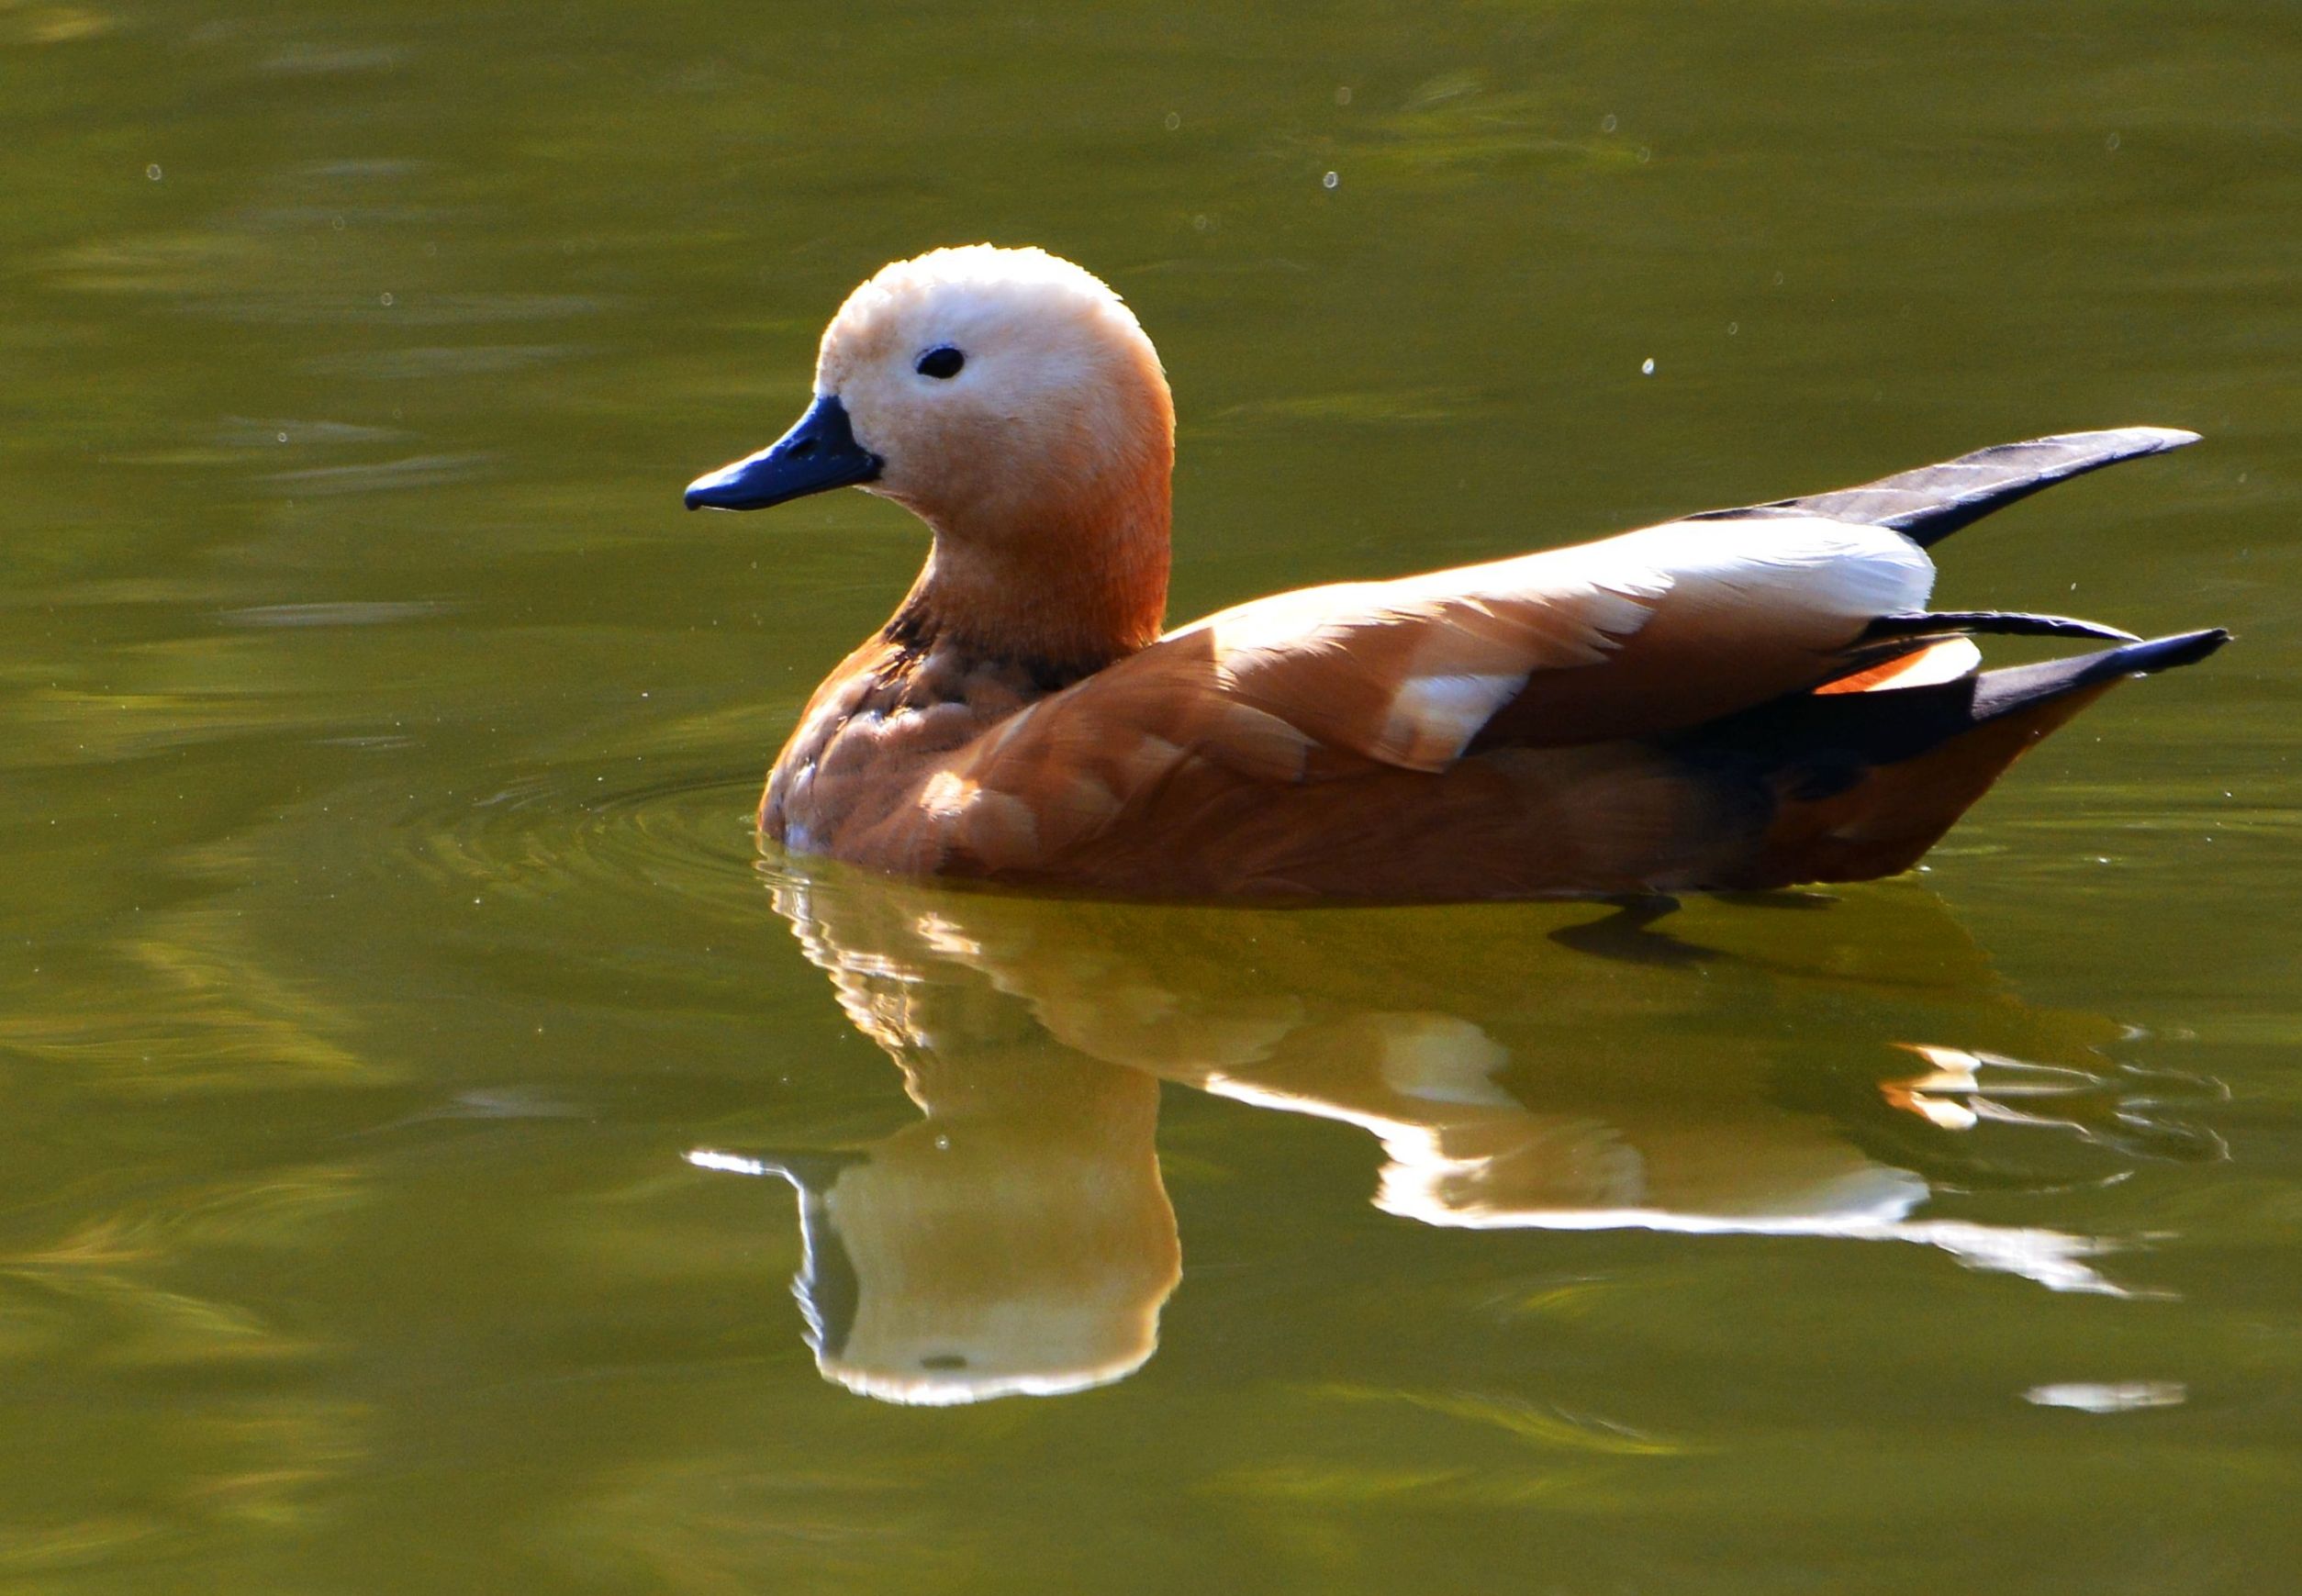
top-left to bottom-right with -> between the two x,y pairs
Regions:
685,245 -> 2226,900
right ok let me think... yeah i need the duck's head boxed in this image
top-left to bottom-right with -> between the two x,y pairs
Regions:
687,246 -> 1175,661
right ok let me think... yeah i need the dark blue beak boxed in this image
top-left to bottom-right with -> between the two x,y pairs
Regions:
684,393 -> 883,511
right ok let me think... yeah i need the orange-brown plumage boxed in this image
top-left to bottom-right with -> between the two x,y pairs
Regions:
687,245 -> 2226,901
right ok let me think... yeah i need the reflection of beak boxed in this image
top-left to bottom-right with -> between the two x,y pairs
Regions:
683,393 -> 882,511
687,1147 -> 866,1364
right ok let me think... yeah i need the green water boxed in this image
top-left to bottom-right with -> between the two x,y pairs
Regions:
5,0 -> 2298,1589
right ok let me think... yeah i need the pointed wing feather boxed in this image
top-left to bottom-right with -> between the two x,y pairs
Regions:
1693,427 -> 2199,547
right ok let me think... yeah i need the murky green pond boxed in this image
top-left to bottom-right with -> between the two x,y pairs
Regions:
5,1 -> 2297,1589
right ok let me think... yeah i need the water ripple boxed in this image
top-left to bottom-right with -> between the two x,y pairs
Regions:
259,452 -> 491,496
396,756 -> 764,914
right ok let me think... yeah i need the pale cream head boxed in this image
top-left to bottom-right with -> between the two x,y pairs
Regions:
685,245 -> 1180,665
816,245 -> 1175,554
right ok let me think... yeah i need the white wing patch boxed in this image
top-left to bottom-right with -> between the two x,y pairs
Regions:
1622,516 -> 1937,618
1377,671 -> 1533,768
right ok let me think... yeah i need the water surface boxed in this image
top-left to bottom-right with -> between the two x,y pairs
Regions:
4,2 -> 2298,1590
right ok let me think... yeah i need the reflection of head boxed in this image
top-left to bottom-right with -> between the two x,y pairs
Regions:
693,1068 -> 1179,1405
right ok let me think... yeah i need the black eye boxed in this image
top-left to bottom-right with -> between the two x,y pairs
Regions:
915,346 -> 965,379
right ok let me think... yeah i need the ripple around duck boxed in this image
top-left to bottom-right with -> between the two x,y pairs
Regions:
390,757 -> 769,921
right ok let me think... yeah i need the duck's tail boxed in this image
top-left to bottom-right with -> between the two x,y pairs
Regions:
1678,629 -> 2229,888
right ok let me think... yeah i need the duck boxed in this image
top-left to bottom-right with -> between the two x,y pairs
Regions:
684,244 -> 2227,901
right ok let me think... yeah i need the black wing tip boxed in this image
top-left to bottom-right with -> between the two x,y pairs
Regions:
2118,627 -> 2230,676
1725,426 -> 2207,546
1959,627 -> 2229,723
1945,426 -> 2204,468
1862,610 -> 2142,645
2025,424 -> 2202,454
1879,428 -> 2204,547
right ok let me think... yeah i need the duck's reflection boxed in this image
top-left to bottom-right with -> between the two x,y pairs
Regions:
694,1054 -> 1174,1406
696,864 -> 2218,1405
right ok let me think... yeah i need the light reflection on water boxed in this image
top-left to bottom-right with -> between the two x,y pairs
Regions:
694,859 -> 2223,1406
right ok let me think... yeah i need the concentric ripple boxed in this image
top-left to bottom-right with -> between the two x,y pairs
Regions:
386,753 -> 771,921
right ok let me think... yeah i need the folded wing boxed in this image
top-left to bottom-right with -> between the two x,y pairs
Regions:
1014,425 -> 2200,783
1101,511 -> 1937,776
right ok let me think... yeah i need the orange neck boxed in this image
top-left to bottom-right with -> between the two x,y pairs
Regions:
881,443 -> 1172,681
